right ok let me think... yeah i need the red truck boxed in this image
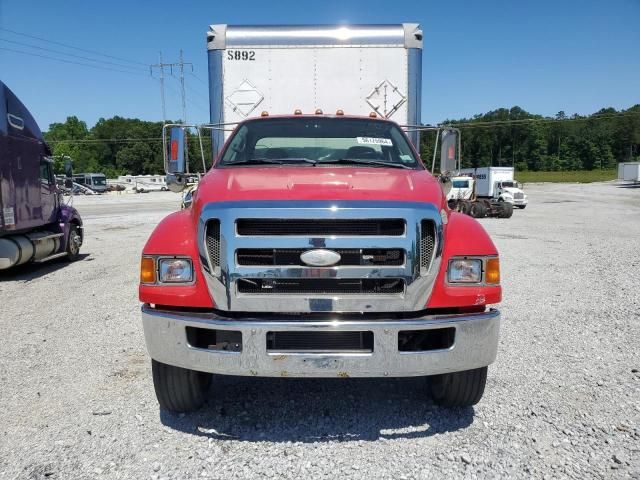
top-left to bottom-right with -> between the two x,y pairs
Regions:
139,24 -> 501,413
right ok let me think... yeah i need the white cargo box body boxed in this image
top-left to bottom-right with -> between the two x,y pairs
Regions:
618,162 -> 640,182
206,24 -> 423,154
459,167 -> 515,197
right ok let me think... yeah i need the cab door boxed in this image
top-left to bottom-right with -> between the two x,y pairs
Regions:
39,159 -> 57,224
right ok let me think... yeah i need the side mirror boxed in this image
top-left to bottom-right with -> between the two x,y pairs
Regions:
64,157 -> 73,178
166,173 -> 187,193
439,129 -> 459,174
166,127 -> 187,174
63,157 -> 74,189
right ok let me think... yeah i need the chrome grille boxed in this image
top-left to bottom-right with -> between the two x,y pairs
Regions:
205,220 -> 220,268
198,201 -> 443,313
237,278 -> 405,295
420,220 -> 436,271
514,192 -> 524,199
236,248 -> 404,266
236,218 -> 405,236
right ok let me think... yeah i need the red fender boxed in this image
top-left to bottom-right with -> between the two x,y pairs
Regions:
427,212 -> 502,308
139,210 -> 214,308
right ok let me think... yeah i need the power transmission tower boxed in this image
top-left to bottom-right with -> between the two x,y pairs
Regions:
150,51 -> 193,123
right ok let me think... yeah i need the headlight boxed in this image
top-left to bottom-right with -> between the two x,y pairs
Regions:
448,258 -> 482,283
158,258 -> 193,283
447,257 -> 500,285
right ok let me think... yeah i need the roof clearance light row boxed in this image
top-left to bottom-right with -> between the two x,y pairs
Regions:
259,110 -> 378,118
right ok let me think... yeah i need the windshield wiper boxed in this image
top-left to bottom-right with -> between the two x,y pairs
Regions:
227,158 -> 317,166
320,158 -> 413,170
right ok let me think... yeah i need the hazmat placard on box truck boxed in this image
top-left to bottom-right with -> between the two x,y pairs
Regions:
206,24 -> 423,153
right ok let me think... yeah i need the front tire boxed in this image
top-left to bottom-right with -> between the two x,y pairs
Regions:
151,360 -> 212,413
66,224 -> 82,261
429,367 -> 488,407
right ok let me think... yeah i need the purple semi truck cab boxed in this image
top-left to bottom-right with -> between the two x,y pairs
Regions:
0,80 -> 83,270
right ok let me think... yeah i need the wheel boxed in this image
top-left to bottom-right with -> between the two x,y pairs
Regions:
151,360 -> 212,413
66,224 -> 82,261
517,205 -> 526,209
499,202 -> 514,218
459,201 -> 472,215
429,367 -> 488,407
470,202 -> 487,218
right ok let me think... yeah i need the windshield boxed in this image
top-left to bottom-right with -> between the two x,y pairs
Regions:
218,117 -> 421,169
501,181 -> 516,188
452,179 -> 469,188
92,176 -> 107,186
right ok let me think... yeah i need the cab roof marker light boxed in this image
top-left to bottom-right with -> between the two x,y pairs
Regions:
294,109 -> 302,115
261,111 -> 269,117
315,108 -> 323,115
369,112 -> 377,118
336,109 -> 344,115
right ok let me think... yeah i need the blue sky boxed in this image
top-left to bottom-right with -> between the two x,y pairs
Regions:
1,0 -> 638,130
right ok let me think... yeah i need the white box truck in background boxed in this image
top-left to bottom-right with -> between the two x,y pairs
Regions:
458,167 -> 528,208
618,162 -> 640,183
445,166 -> 527,218
206,24 -> 423,155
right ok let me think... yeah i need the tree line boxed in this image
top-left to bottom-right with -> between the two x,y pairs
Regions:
45,105 -> 640,176
422,105 -> 640,171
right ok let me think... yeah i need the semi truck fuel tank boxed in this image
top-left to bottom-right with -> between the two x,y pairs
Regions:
0,232 -> 62,270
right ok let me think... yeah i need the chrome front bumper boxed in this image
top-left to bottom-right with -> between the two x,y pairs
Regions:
142,306 -> 500,378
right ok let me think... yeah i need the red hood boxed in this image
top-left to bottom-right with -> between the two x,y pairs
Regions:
193,167 -> 445,207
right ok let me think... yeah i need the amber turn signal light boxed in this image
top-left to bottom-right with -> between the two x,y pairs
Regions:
485,258 -> 500,285
140,256 -> 156,284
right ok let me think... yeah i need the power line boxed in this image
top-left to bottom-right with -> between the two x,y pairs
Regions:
0,37 -> 147,72
47,135 -> 216,145
0,46 -> 148,77
48,137 -> 163,144
190,72 -> 208,85
0,27 -> 147,66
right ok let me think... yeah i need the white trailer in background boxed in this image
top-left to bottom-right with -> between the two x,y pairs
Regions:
115,175 -> 168,192
206,24 -> 423,155
618,162 -> 640,183
459,167 -> 528,208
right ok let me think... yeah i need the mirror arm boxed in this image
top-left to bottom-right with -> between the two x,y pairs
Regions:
431,128 -> 440,173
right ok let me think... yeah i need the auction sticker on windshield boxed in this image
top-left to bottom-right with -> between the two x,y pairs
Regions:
356,137 -> 393,146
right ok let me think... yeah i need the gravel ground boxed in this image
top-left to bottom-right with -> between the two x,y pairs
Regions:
0,183 -> 639,479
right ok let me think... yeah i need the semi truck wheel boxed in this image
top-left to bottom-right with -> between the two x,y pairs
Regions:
459,201 -> 472,215
151,360 -> 212,413
66,225 -> 82,261
429,367 -> 488,407
499,202 -> 514,218
470,202 -> 487,218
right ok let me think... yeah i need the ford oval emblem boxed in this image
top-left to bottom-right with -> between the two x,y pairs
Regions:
300,249 -> 341,267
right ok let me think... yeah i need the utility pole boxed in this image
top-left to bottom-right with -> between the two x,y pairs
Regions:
179,49 -> 187,124
150,51 -> 192,123
153,52 -> 167,123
